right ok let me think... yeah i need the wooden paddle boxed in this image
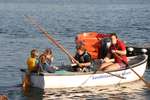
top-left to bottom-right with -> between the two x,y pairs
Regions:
114,52 -> 150,87
93,59 -> 125,79
25,16 -> 80,66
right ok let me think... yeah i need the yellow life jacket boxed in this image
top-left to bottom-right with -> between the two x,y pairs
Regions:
26,57 -> 37,72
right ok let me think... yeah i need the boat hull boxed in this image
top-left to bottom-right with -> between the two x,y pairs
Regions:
21,55 -> 148,89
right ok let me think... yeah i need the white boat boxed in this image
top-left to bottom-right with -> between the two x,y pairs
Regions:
21,54 -> 148,89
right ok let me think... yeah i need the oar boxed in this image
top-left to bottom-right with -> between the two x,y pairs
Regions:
94,69 -> 125,79
25,16 -> 126,79
25,16 -> 80,66
93,60 -> 125,79
114,53 -> 150,87
80,68 -> 125,87
102,71 -> 125,79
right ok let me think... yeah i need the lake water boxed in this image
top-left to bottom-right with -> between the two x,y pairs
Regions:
0,0 -> 150,99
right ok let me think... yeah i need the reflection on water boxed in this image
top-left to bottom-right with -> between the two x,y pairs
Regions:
20,80 -> 150,100
0,0 -> 150,99
5,69 -> 145,100
1,75 -> 150,100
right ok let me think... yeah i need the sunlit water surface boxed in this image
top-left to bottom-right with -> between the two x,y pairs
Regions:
0,0 -> 150,99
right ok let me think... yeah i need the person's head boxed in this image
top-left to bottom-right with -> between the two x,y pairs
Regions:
39,54 -> 46,64
44,48 -> 52,55
110,33 -> 118,45
44,48 -> 53,59
31,49 -> 39,58
76,44 -> 86,55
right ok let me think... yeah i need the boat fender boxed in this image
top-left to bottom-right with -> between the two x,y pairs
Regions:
127,47 -> 134,52
141,48 -> 147,54
127,47 -> 134,56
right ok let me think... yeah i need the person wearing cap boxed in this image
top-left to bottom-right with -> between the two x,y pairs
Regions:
99,33 -> 128,71
72,44 -> 92,72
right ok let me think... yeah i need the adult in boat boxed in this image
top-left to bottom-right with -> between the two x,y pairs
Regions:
26,49 -> 39,73
99,33 -> 128,71
72,44 -> 92,72
38,48 -> 58,73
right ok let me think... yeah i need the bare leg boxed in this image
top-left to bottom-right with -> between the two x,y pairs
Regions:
103,63 -> 120,71
100,62 -> 114,70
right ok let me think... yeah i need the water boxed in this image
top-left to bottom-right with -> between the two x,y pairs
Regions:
0,0 -> 150,99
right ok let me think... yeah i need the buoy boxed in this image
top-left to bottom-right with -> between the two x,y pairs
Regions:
141,48 -> 147,53
127,47 -> 134,52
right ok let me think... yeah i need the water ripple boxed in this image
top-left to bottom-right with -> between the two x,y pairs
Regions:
0,1 -> 150,100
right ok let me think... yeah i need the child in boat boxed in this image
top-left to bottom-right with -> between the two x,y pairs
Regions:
72,44 -> 92,72
38,48 -> 58,73
26,49 -> 39,73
